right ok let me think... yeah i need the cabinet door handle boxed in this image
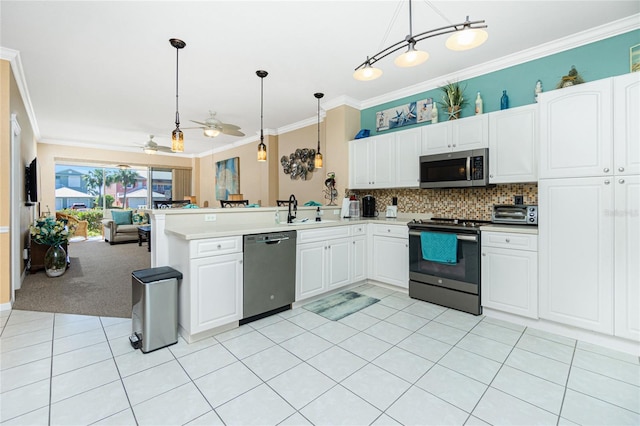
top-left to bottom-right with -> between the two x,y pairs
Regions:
604,168 -> 610,173
217,244 -> 222,249
619,179 -> 625,184
239,260 -> 243,264
482,253 -> 486,256
489,174 -> 494,178
604,180 -> 610,185
618,167 -> 625,172
452,144 -> 457,147
505,238 -> 510,243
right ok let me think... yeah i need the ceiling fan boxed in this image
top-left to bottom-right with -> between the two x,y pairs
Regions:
139,135 -> 173,154
184,111 -> 245,137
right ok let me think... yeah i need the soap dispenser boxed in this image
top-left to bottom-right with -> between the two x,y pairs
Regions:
315,207 -> 321,222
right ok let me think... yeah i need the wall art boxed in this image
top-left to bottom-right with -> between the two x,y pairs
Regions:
376,98 -> 433,132
215,157 -> 239,200
281,148 -> 317,180
631,43 -> 640,73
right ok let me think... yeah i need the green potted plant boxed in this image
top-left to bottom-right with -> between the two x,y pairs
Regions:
439,81 -> 468,120
30,216 -> 76,277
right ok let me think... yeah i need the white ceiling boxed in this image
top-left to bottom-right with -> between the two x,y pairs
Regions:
1,1 -> 639,157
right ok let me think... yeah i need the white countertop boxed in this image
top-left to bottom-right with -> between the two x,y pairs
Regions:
165,217 -> 412,240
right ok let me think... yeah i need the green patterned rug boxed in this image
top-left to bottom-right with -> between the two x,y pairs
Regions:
303,291 -> 379,321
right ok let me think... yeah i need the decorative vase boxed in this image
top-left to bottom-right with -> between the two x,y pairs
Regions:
44,244 -> 67,277
447,106 -> 461,120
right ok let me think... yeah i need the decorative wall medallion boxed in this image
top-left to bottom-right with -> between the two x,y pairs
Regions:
281,148 -> 317,180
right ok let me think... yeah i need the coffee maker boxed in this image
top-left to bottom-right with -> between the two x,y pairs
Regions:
362,195 -> 377,217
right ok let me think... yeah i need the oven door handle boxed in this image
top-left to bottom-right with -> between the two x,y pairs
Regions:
466,156 -> 471,181
409,230 -> 478,242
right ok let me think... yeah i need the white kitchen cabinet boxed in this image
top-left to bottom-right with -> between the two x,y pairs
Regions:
488,105 -> 538,183
421,114 -> 488,155
168,235 -> 244,341
191,253 -> 243,333
539,177 -> 614,334
349,133 -> 396,189
295,227 -> 352,301
539,78 -> 613,179
370,224 -> 409,288
614,175 -> 640,341
613,73 -> 640,176
481,231 -> 538,319
395,127 -> 422,188
351,224 -> 367,283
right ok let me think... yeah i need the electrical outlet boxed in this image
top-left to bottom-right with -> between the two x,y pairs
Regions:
514,195 -> 524,205
333,210 -> 340,215
204,214 -> 217,222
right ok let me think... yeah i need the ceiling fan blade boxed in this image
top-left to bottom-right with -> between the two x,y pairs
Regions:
156,146 -> 174,153
219,122 -> 241,131
221,128 -> 245,137
190,120 -> 207,126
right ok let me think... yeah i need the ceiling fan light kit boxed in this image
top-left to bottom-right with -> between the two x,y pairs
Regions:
256,70 -> 268,162
353,0 -> 487,81
314,92 -> 324,169
170,38 -> 186,153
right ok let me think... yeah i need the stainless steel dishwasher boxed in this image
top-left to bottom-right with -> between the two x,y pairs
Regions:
241,230 -> 297,323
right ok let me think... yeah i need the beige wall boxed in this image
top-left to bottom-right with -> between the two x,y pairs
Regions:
37,144 -> 195,212
1,60 -> 10,305
326,105 -> 360,198
1,59 -> 38,306
200,135 -> 279,207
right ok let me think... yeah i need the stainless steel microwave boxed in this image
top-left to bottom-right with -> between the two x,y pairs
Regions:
419,148 -> 489,189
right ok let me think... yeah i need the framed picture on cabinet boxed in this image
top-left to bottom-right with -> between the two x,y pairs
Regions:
631,43 -> 640,73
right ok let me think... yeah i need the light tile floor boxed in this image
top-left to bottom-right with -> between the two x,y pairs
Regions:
1,283 -> 639,425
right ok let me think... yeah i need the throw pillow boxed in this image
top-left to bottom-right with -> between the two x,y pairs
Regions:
112,210 -> 132,226
132,212 -> 149,225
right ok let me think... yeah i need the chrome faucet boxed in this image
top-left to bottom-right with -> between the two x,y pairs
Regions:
287,194 -> 297,223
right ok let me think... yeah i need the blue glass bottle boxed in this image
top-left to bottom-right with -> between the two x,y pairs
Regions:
500,90 -> 509,110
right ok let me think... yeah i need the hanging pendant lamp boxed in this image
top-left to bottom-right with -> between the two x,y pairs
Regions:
314,92 -> 324,169
170,38 -> 186,153
256,70 -> 268,162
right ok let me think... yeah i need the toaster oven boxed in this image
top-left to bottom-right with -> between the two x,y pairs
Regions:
491,205 -> 538,225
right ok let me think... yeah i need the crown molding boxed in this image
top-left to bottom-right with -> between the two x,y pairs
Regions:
0,47 -> 41,139
360,14 -> 640,110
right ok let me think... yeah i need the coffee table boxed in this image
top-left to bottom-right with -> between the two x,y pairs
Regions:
138,225 -> 151,252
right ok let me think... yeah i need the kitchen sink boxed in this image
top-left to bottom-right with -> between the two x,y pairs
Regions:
282,219 -> 337,226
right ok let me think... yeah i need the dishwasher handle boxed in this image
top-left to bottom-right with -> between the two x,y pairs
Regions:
256,235 -> 290,244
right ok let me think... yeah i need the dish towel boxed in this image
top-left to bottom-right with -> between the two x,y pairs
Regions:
421,231 -> 458,264
304,201 -> 322,206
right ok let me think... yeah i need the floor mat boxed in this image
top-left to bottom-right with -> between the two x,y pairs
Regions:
303,290 -> 379,321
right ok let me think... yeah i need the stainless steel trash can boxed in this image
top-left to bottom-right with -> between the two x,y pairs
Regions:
130,266 -> 182,353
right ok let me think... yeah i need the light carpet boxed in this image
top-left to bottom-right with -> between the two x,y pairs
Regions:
13,238 -> 150,318
303,290 -> 379,321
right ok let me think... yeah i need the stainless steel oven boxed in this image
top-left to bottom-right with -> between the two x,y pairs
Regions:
408,218 -> 488,315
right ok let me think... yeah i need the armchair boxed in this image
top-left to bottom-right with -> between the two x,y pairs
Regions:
56,212 -> 88,240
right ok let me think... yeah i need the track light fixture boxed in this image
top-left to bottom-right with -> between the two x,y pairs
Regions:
170,38 -> 186,152
256,70 -> 268,162
353,0 -> 487,81
314,93 -> 324,169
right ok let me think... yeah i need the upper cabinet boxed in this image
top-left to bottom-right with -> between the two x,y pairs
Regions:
349,128 -> 420,189
421,114 -> 488,155
613,73 -> 640,176
539,78 -> 614,179
488,105 -> 538,184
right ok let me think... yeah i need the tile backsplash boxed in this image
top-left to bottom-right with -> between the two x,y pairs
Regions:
352,184 -> 538,221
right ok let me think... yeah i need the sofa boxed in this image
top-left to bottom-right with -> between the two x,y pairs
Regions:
102,209 -> 148,245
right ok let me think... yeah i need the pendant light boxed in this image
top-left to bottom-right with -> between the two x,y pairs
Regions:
170,38 -> 186,153
394,0 -> 428,68
445,16 -> 489,51
256,70 -> 268,162
314,92 -> 324,169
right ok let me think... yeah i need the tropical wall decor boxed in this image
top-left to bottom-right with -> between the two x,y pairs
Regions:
376,98 -> 433,131
215,157 -> 240,200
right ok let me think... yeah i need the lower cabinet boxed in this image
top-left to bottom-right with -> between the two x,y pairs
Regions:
370,224 -> 409,288
191,253 -> 243,333
168,235 -> 244,340
481,231 -> 538,319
